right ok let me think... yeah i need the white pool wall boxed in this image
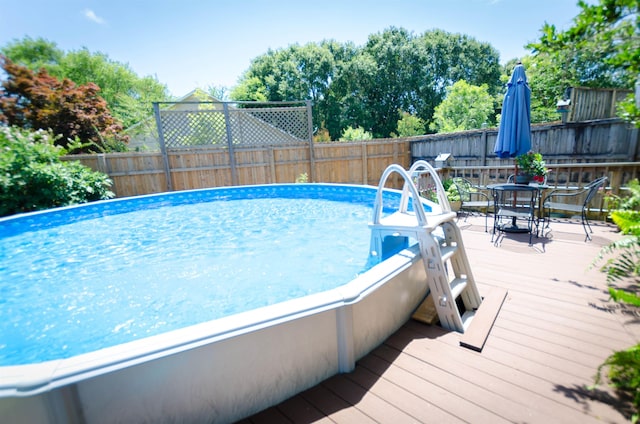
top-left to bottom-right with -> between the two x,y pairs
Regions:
1,244 -> 428,424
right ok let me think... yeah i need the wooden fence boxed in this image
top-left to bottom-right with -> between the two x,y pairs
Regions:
411,118 -> 639,166
68,140 -> 412,198
66,117 -> 639,199
567,87 -> 633,122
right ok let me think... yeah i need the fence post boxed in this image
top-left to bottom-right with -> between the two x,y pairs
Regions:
306,100 -> 316,183
223,103 -> 238,186
153,102 -> 173,192
481,130 -> 488,166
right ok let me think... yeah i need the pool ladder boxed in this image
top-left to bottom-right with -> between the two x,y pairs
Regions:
369,161 -> 482,333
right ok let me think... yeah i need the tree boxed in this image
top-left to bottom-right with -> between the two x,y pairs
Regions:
58,48 -> 170,128
528,0 -> 639,125
231,40 -> 347,134
430,80 -> 495,133
230,28 -> 501,140
1,37 -> 171,129
230,76 -> 268,102
0,36 -> 63,75
0,55 -> 128,152
207,84 -> 230,101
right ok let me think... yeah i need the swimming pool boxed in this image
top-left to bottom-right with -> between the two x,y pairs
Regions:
0,183 -> 433,423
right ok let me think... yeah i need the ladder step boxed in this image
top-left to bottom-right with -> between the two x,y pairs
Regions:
461,310 -> 475,331
450,277 -> 468,299
440,245 -> 457,262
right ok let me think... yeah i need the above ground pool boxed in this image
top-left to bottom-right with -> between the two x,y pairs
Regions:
0,183 -> 433,424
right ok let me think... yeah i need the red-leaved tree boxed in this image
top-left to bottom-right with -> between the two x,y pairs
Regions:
0,54 -> 128,152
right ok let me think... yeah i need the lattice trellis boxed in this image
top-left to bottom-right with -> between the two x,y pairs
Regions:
160,110 -> 227,147
156,102 -> 311,148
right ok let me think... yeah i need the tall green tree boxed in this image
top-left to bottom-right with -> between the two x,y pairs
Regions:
231,28 -> 501,140
231,40 -> 350,134
58,48 -> 170,128
0,36 -> 63,74
430,80 -> 495,133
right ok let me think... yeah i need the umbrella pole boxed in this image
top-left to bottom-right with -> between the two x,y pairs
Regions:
512,162 -> 518,227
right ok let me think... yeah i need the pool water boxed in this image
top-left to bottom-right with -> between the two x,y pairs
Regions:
0,185 -> 408,366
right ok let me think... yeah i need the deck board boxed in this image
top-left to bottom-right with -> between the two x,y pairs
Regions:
243,217 -> 638,423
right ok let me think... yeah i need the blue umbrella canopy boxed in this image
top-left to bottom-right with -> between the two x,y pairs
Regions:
494,64 -> 531,158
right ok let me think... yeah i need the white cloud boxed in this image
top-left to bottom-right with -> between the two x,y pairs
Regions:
84,9 -> 106,25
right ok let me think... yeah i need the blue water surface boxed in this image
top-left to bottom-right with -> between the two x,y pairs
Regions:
0,184 -> 408,365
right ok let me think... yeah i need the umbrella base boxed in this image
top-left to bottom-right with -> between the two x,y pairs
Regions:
499,224 -> 530,233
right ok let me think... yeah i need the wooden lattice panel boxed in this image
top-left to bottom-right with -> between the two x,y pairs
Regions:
159,105 -> 308,148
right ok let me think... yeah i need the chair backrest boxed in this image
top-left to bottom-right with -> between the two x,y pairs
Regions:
492,184 -> 538,210
583,176 -> 608,207
452,178 -> 474,202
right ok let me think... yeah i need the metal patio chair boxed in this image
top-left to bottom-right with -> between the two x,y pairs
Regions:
452,177 -> 493,232
542,176 -> 608,241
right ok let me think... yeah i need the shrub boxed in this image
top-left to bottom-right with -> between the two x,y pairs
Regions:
395,111 -> 426,137
339,126 -> 373,141
0,126 -> 114,216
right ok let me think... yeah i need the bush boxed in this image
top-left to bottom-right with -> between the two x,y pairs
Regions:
395,111 -> 426,137
339,126 -> 373,141
0,126 -> 114,216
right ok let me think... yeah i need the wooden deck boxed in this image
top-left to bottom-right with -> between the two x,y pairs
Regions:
240,216 -> 640,423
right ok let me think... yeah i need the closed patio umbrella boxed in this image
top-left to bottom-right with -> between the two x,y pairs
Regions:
494,63 -> 532,164
493,63 -> 533,233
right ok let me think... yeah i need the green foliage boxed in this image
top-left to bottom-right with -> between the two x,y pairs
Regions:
430,80 -> 495,133
206,84 -> 230,101
606,179 -> 640,211
1,37 -> 171,130
233,28 -> 501,140
594,180 -> 640,284
421,178 -> 459,203
446,182 -> 461,202
339,126 -> 372,141
591,177 -> 640,420
596,236 -> 640,283
230,76 -> 268,102
0,127 -> 114,216
395,111 -> 426,137
528,0 -> 639,126
594,344 -> 640,423
515,151 -> 548,177
0,55 -> 128,152
513,56 -> 569,124
0,36 -> 63,74
618,93 -> 640,129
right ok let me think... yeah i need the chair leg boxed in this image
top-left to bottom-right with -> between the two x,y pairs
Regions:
544,207 -> 551,229
581,208 -> 593,241
484,209 -> 488,232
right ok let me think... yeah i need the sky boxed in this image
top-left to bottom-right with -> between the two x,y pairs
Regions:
0,0 -> 586,98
